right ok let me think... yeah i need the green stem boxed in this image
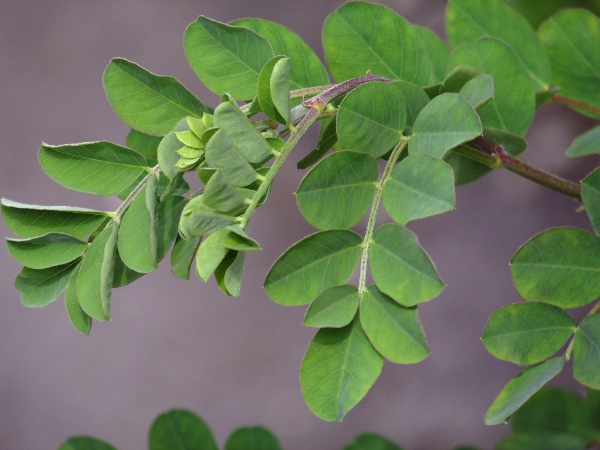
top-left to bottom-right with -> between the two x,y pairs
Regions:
109,164 -> 161,225
358,138 -> 408,297
240,107 -> 322,229
553,94 -> 600,117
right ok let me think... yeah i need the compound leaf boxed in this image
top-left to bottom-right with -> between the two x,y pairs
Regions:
39,142 -> 148,196
184,16 -> 273,100
370,223 -> 444,307
360,285 -> 429,364
510,228 -> 600,308
264,230 -> 362,306
383,153 -> 455,225
482,302 -> 574,365
485,357 -> 564,425
303,285 -> 359,328
409,92 -> 482,158
296,151 -> 378,230
337,82 -> 406,158
103,58 -> 208,136
300,319 -> 383,422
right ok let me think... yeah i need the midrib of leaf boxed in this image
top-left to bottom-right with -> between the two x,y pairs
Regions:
373,240 -> 440,284
387,178 -> 453,207
336,321 -> 358,420
343,108 -> 402,135
46,146 -> 147,170
28,260 -> 79,288
553,20 -> 600,79
299,181 -> 376,194
110,63 -> 203,117
373,297 -> 428,351
484,325 -> 573,340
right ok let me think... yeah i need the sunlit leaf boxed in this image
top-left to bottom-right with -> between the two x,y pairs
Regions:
7,233 -> 88,269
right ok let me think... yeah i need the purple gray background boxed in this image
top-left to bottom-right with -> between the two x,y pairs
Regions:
0,1 -> 596,449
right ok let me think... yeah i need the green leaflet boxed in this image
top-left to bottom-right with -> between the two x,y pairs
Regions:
64,265 -> 91,335
224,427 -> 282,450
257,56 -> 291,125
148,409 -> 218,450
300,319 -> 383,422
583,167 -> 600,235
383,153 -> 455,225
343,433 -> 403,450
539,9 -> 600,118
510,227 -> 600,308
409,92 -> 482,158
126,129 -> 162,164
230,18 -> 330,90
323,1 -> 434,85
15,259 -> 80,308
171,235 -> 201,280
195,229 -> 231,282
57,436 -> 118,450
303,285 -> 359,328
112,252 -> 144,288
203,170 -> 248,214
103,58 -> 208,136
440,65 -> 480,94
448,37 -> 536,136
337,82 -> 406,158
446,0 -> 551,90
510,387 -> 600,443
158,118 -> 191,179
567,126 -> 600,158
459,74 -> 494,109
264,230 -> 362,306
369,223 -> 444,307
179,195 -> 238,239
77,223 -> 119,321
184,16 -> 274,100
38,142 -> 149,196
204,128 -> 259,187
214,251 -> 245,298
359,285 -> 429,364
7,233 -> 88,269
213,100 -> 273,164
485,357 -> 564,426
117,183 -> 158,274
389,81 -> 429,131
297,116 -> 338,169
296,151 -> 378,230
414,26 -> 449,84
220,226 -> 261,252
482,302 -> 574,365
495,433 -> 586,450
574,314 -> 600,389
1,199 -> 108,240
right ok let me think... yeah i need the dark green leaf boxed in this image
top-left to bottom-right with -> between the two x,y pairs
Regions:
343,433 -> 403,450
39,142 -> 148,196
482,302 -> 574,365
1,199 -> 108,240
112,252 -> 144,288
448,37 -> 536,136
214,250 -> 245,298
510,228 -> 600,308
360,285 -> 429,364
15,259 -> 80,308
567,126 -> 600,158
264,230 -> 362,306
184,16 -> 273,100
7,233 -> 88,269
383,153 -> 455,225
171,236 -> 201,280
323,2 -> 433,85
496,433 -> 586,450
409,92 -> 482,158
370,224 -> 444,306
582,167 -> 600,235
485,357 -> 564,425
303,285 -> 359,328
447,0 -> 551,90
257,56 -> 290,124
103,58 -> 208,136
510,387 -> 599,443
337,82 -> 406,158
65,266 -> 91,335
296,151 -> 378,230
77,223 -> 118,321
225,427 -> 282,450
230,18 -> 330,90
148,409 -> 217,450
300,319 -> 383,421
539,9 -> 600,118
574,314 -> 600,389
57,436 -> 118,450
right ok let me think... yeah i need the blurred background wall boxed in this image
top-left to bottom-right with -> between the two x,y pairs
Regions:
0,1 -> 596,449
